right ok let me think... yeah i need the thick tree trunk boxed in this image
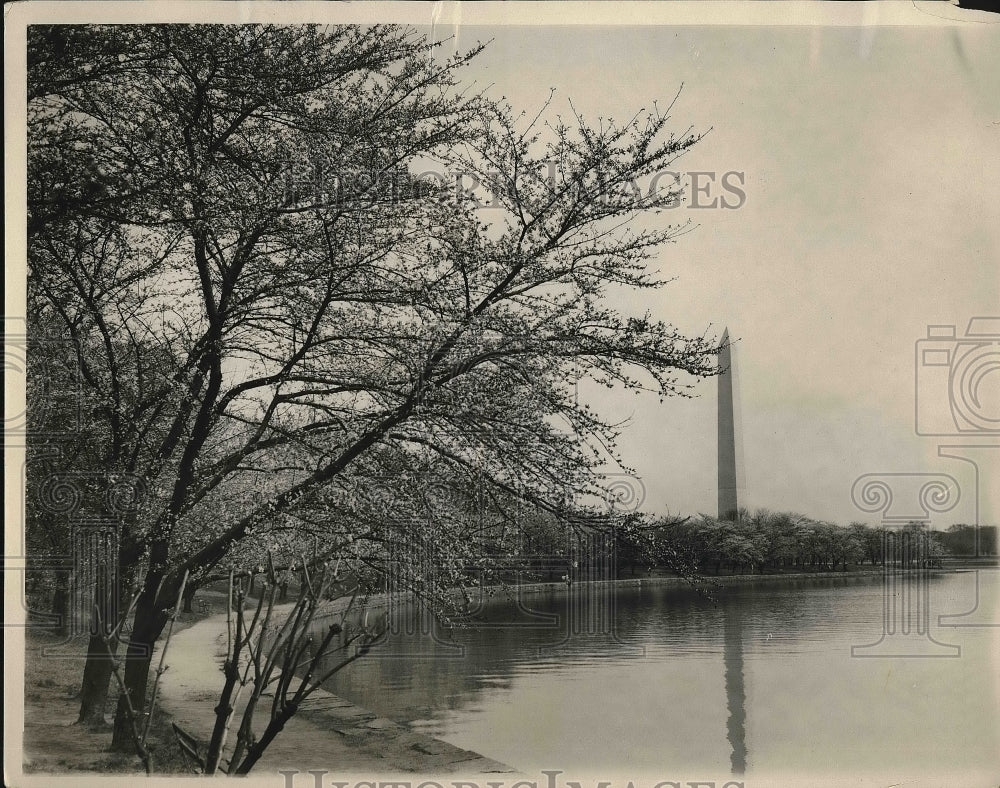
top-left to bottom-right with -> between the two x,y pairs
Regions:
77,634 -> 116,725
233,707 -> 296,775
77,554 -> 120,725
110,600 -> 168,751
182,583 -> 196,614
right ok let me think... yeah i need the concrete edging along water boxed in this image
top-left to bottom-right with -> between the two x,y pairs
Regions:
155,569 -> 890,774
427,568 -> 890,612
473,568 -> 886,597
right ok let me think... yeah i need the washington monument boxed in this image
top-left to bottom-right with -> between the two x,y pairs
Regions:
718,328 -> 739,521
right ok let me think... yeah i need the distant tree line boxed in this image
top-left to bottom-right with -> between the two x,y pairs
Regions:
613,510 -> 998,577
938,523 -> 998,557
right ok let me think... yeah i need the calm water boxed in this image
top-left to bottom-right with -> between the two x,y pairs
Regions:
321,571 -> 1000,777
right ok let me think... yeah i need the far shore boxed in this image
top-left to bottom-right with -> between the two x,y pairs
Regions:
303,564 -> 956,624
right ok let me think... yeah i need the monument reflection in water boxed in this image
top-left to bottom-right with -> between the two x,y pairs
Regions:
318,573 -> 998,776
723,605 -> 747,773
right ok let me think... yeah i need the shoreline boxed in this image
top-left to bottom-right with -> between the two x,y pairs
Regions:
155,567 -> 905,775
156,606 -> 516,775
22,566 -> 984,775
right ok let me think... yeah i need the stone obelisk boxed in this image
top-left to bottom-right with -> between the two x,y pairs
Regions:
718,328 -> 739,521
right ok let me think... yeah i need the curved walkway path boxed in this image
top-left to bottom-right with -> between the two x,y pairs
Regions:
156,603 -> 515,776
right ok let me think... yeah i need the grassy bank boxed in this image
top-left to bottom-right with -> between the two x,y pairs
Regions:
21,597 -> 223,775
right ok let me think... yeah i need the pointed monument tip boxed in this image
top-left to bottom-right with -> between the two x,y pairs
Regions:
718,324 -> 738,520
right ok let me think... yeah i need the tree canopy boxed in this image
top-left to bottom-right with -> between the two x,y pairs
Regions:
26,23 -> 722,747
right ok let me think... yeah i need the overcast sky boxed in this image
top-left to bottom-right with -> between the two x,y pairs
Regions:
423,22 -> 1000,526
6,5 -> 998,529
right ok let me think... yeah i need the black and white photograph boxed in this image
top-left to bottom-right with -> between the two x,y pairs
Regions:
5,3 -> 1000,787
